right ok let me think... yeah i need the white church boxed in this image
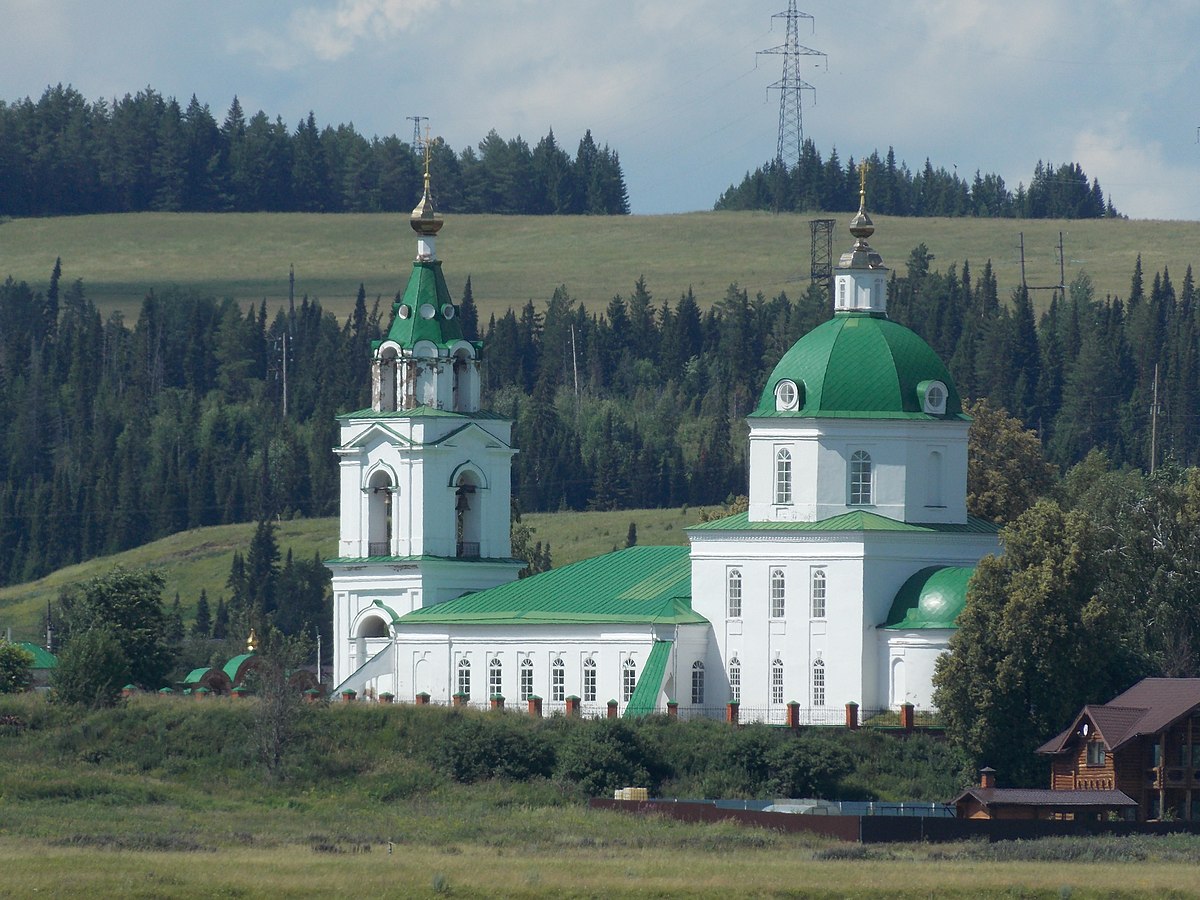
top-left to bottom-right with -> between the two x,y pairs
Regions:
328,170 -> 1000,722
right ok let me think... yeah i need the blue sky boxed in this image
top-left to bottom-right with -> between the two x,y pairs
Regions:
3,0 -> 1198,218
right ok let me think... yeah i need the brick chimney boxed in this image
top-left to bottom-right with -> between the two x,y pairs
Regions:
979,767 -> 997,789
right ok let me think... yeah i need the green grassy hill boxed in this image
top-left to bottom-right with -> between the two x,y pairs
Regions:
3,211 -> 1194,321
0,507 -> 693,638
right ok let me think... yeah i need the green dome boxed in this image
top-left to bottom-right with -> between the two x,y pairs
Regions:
754,312 -> 965,419
883,566 -> 975,630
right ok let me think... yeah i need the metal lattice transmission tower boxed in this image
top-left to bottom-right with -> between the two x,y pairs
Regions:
810,217 -> 835,296
758,3 -> 826,167
407,116 -> 428,151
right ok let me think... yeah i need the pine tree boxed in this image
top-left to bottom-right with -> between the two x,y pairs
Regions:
192,589 -> 212,637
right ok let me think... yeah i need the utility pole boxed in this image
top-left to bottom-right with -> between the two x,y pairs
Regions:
1151,363 -> 1159,474
758,3 -> 826,167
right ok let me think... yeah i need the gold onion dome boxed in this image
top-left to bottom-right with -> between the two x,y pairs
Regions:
410,172 -> 443,237
838,167 -> 884,269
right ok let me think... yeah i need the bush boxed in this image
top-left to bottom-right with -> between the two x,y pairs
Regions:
51,627 -> 129,708
436,713 -> 555,783
554,719 -> 654,797
0,640 -> 34,693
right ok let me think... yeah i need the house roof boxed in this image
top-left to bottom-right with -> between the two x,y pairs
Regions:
953,787 -> 1137,809
689,509 -> 999,535
882,566 -> 975,630
752,311 -> 967,421
336,406 -> 510,422
14,641 -> 56,669
1037,678 -> 1200,755
394,546 -> 704,627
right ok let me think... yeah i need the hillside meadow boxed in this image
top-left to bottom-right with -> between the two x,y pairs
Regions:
1,694 -> 1198,898
0,507 -> 693,638
3,211 -> 1196,322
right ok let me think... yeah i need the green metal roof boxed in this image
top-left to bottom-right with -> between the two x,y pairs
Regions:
14,641 -> 56,669
381,260 -> 467,350
624,640 -> 673,718
689,510 -> 1000,534
882,565 -> 975,630
223,653 -> 256,682
395,546 -> 704,626
754,311 -> 966,420
182,667 -> 212,685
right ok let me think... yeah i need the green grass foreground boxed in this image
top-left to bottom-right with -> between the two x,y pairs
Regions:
2,694 -> 1200,897
0,507 -> 691,636
3,211 -> 1194,321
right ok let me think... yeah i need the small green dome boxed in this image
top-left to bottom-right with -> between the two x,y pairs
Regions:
883,566 -> 975,630
754,312 -> 964,419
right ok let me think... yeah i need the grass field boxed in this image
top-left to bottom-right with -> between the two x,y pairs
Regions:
3,211 -> 1196,322
0,694 -> 1198,898
0,507 -> 693,638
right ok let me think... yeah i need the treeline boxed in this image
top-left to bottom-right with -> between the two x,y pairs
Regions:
0,84 -> 629,217
0,246 -> 1195,585
716,141 -> 1118,219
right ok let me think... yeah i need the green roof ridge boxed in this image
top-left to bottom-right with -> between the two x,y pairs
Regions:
623,640 -> 673,718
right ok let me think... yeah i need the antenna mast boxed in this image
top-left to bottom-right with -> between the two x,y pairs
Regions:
758,3 -> 826,167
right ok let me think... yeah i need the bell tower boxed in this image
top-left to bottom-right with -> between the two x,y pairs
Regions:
328,152 -> 523,688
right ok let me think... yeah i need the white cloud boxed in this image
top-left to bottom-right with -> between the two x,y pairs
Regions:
1071,118 -> 1196,220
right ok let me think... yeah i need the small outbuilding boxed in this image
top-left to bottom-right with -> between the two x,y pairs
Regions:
953,768 -> 1137,821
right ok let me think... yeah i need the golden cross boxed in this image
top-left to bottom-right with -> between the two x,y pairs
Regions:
859,161 -> 870,196
422,123 -> 433,179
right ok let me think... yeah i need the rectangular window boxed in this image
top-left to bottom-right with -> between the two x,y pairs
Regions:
622,659 -> 637,702
729,661 -> 741,704
489,659 -> 502,697
812,662 -> 825,707
551,660 -> 565,702
770,568 -> 786,618
811,568 -> 826,619
583,659 -> 597,702
771,661 -> 784,704
775,447 -> 792,505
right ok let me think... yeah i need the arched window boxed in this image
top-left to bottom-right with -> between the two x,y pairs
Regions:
520,657 -> 535,701
728,657 -> 741,704
489,657 -> 503,698
622,658 -> 637,702
770,568 -> 786,618
551,658 -> 565,702
582,657 -> 597,702
812,659 -> 826,707
455,471 -> 480,558
691,661 -> 705,705
771,657 -> 784,704
849,450 -> 873,506
367,470 -> 394,556
810,568 -> 826,619
457,658 -> 471,700
775,447 -> 793,505
727,569 -> 742,619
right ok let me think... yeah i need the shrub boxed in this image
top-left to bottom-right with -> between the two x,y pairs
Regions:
51,627 -> 129,708
436,713 -> 555,783
0,640 -> 34,693
554,719 -> 654,797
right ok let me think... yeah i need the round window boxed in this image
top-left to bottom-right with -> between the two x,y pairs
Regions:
923,382 -> 946,414
775,380 -> 799,411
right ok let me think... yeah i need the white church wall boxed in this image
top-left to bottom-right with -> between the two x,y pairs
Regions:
880,629 -> 952,710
